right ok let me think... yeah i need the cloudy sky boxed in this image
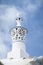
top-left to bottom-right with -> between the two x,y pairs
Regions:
0,0 -> 43,59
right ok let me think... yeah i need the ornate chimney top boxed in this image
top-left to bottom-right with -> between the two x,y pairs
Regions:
11,17 -> 28,42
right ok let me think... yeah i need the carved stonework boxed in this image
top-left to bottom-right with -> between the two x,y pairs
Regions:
11,27 -> 28,41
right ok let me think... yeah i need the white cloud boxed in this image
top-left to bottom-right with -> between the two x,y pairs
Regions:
0,41 -> 7,54
24,0 -> 43,13
0,5 -> 25,22
0,36 -> 8,58
27,4 -> 37,13
0,7 -> 19,22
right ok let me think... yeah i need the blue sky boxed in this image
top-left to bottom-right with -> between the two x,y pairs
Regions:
0,0 -> 43,59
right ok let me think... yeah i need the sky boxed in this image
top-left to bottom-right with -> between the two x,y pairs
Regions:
0,0 -> 43,59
